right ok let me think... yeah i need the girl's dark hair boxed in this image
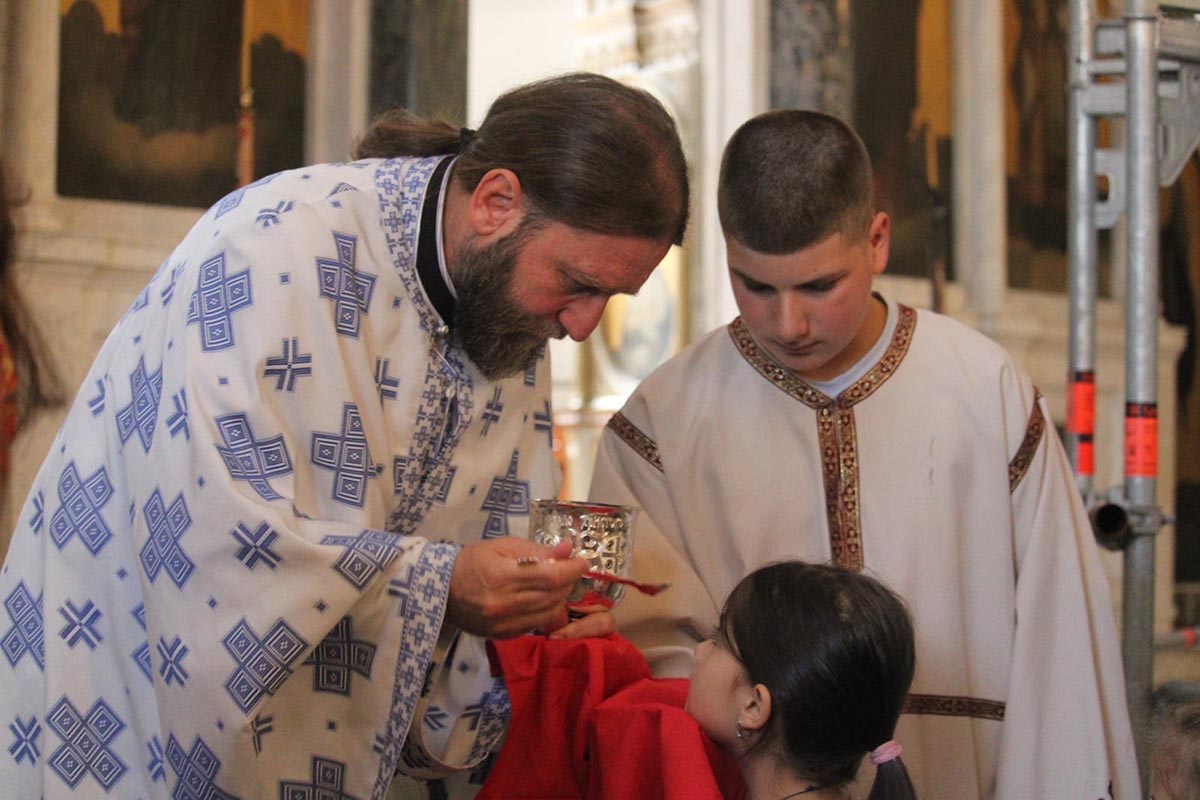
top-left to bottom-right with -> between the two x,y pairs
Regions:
0,162 -> 62,435
354,72 -> 689,246
718,109 -> 874,254
721,562 -> 918,800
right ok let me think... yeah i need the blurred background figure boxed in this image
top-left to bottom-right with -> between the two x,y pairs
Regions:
1151,682 -> 1200,800
0,160 -> 60,503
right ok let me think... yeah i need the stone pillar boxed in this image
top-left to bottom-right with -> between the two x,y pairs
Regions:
306,0 -> 371,164
694,0 -> 767,337
1,2 -> 60,201
952,0 -> 1007,333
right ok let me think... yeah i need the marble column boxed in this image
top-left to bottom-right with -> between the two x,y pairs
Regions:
1,1 -> 60,201
305,0 -> 371,165
694,0 -> 768,338
952,0 -> 1008,333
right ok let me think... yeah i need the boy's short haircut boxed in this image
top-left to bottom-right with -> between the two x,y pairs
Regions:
717,109 -> 875,255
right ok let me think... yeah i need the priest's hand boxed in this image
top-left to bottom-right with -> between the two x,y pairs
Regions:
446,538 -> 589,638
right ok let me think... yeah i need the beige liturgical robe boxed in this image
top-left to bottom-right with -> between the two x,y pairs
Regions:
590,300 -> 1139,800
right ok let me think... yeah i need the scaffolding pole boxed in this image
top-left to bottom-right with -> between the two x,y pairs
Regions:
1122,4 -> 1161,788
1068,1 -> 1200,792
1068,0 -> 1098,499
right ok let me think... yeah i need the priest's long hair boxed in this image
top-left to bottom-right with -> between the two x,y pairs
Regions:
354,72 -> 689,247
0,161 -> 62,436
720,561 -> 918,800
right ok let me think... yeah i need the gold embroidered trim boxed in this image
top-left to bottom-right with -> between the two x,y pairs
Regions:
838,304 -> 918,408
607,412 -> 663,473
728,304 -> 918,572
817,403 -> 864,571
726,304 -> 918,411
1008,388 -> 1045,493
902,693 -> 1006,721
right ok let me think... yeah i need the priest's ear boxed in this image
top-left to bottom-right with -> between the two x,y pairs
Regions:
468,168 -> 529,238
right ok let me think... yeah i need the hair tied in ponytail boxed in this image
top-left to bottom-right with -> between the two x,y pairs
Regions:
869,740 -> 902,765
458,127 -> 476,150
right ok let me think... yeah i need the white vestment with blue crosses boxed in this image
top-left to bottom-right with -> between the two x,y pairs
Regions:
0,156 -> 558,799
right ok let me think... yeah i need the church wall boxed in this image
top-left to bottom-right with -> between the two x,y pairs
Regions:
1,2 -> 1195,683
1,4 -> 202,554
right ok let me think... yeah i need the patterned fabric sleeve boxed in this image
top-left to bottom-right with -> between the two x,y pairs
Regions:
0,167 -> 460,800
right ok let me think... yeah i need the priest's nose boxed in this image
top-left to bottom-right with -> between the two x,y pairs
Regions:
559,295 -> 609,342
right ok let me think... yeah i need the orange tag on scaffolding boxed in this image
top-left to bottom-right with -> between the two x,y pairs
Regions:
1124,403 -> 1158,478
1077,438 -> 1095,476
1067,372 -> 1095,435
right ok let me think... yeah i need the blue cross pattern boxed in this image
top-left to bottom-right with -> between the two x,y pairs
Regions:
167,389 -> 189,440
264,337 -> 313,392
29,489 -> 44,534
166,734 -> 237,799
374,357 -> 398,402
160,260 -> 186,306
115,356 -> 164,453
423,707 -> 449,732
279,755 -> 360,800
188,252 -> 253,352
214,413 -> 294,501
147,734 -> 165,782
127,287 -> 150,316
393,455 -> 456,504
140,489 -> 195,589
311,403 -> 378,508
256,200 -> 295,229
480,388 -> 504,436
231,521 -> 283,570
303,616 -> 375,696
129,604 -> 153,683
156,635 -> 190,687
8,715 -> 41,765
213,188 -> 246,219
132,642 -> 153,684
58,599 -> 103,650
49,461 -> 115,555
45,696 -> 128,790
466,678 -> 513,766
322,530 -> 403,590
87,379 -> 105,417
480,451 -> 530,539
222,618 -> 308,713
251,713 -> 273,755
316,232 -> 376,338
534,400 -> 554,449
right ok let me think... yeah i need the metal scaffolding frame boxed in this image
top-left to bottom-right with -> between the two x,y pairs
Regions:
1068,0 -> 1200,791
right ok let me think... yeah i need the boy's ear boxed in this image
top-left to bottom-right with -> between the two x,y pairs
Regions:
738,683 -> 773,733
868,211 -> 890,276
468,168 -> 527,237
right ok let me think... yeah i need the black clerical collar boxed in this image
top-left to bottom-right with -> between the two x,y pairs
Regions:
416,156 -> 455,330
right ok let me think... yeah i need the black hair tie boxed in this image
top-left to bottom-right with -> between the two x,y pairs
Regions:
458,127 -> 476,149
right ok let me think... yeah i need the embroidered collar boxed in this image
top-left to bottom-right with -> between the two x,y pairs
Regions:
728,303 -> 918,409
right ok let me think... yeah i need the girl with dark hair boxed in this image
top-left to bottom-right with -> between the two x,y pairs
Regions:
687,561 -> 918,800
0,161 -> 60,502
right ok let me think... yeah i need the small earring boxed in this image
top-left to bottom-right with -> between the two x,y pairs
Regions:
734,722 -> 746,741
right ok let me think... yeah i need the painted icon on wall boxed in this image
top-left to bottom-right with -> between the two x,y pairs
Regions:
56,0 -> 307,208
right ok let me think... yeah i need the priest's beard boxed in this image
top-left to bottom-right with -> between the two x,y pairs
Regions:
451,229 -> 566,381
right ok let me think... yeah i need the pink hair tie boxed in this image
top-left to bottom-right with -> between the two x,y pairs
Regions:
870,740 -> 902,765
